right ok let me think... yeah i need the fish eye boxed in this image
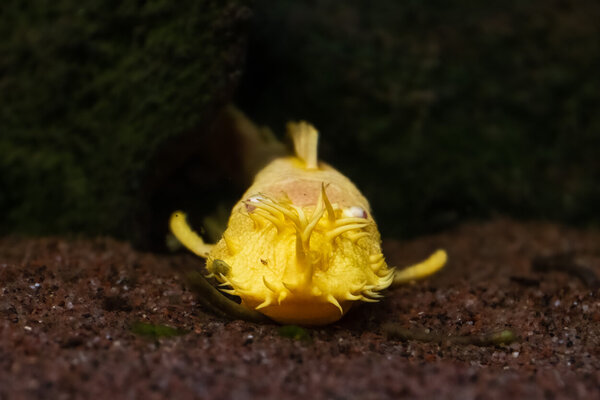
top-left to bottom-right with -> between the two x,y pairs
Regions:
342,206 -> 368,219
244,195 -> 263,212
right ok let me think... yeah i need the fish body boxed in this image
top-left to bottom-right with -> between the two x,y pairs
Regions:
171,121 -> 445,326
206,123 -> 391,325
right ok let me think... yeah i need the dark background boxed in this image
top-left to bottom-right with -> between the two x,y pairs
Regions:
2,0 -> 599,247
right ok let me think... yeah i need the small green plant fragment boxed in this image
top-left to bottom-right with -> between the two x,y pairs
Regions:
486,329 -> 517,345
278,325 -> 312,341
382,323 -> 518,347
487,329 -> 518,344
131,322 -> 188,339
211,259 -> 231,276
450,329 -> 518,346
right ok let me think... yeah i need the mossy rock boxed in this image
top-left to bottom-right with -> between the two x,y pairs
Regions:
0,0 -> 250,239
238,0 -> 600,236
3,0 -> 600,242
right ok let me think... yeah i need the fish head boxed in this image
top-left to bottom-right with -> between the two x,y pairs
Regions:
207,185 -> 394,325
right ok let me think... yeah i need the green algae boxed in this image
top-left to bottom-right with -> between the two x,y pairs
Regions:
131,322 -> 188,339
277,325 -> 312,342
238,0 -> 600,237
0,0 -> 249,238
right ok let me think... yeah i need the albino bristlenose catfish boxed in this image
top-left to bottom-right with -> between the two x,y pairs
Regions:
170,121 -> 447,326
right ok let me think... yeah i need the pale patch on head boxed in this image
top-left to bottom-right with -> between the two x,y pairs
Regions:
343,206 -> 368,219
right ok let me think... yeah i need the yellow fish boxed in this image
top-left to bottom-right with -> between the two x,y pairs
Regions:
170,121 -> 447,325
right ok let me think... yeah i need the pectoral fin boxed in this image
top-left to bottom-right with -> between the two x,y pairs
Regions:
169,211 -> 214,258
392,249 -> 447,285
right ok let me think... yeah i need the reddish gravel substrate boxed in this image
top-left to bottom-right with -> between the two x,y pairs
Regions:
1,219 -> 599,399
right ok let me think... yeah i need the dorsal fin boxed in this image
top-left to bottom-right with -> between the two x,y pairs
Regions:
287,121 -> 319,169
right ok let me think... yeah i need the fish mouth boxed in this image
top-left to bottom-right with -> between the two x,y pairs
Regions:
241,296 -> 355,326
